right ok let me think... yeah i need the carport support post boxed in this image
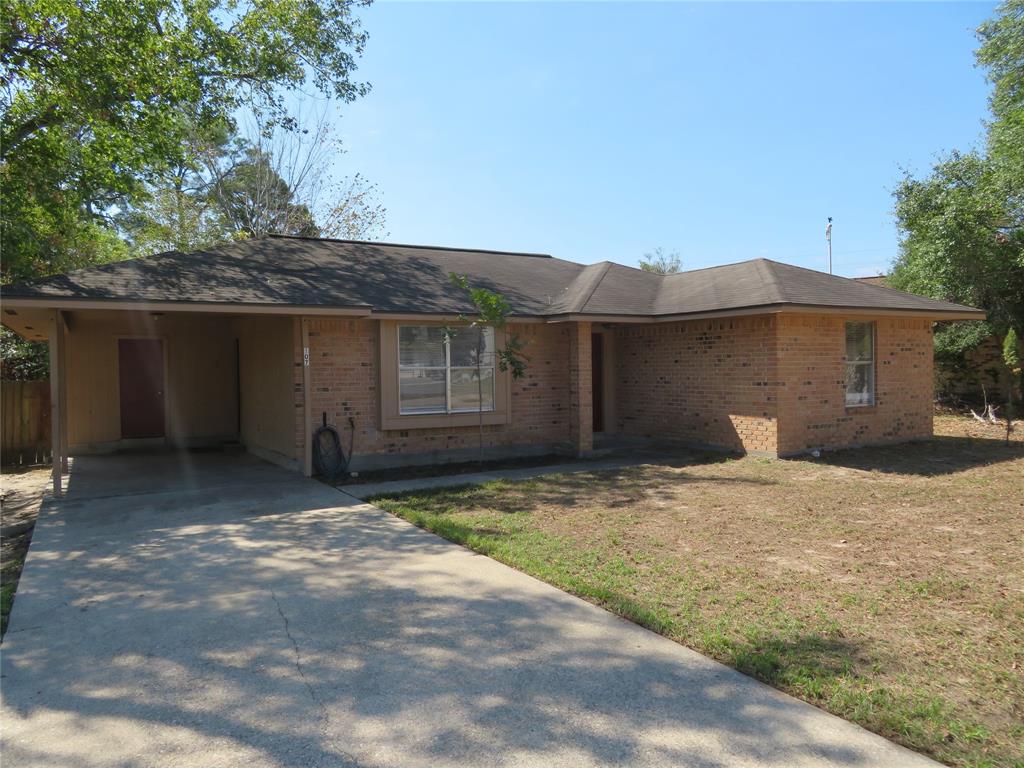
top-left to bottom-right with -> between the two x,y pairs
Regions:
59,312 -> 69,473
47,310 -> 65,495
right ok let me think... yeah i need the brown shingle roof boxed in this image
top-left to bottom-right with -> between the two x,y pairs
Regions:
2,235 -> 983,318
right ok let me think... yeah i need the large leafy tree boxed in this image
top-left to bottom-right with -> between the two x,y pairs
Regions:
1,0 -> 371,280
118,120 -> 235,254
890,0 -> 1024,378
978,0 -> 1024,197
211,146 -> 320,238
121,122 -> 388,251
207,111 -> 386,240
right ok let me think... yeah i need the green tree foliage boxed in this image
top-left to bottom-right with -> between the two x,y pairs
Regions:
1,0 -> 371,280
122,115 -> 387,252
891,151 -> 1024,337
213,146 -> 320,238
978,0 -> 1024,194
639,247 -> 683,274
890,0 -> 1024,365
1006,328 -> 1022,371
450,274 -> 528,381
118,122 -> 235,255
0,328 -> 48,380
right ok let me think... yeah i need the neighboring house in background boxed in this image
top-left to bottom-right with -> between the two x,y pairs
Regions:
2,236 -> 983,492
853,275 -> 1018,402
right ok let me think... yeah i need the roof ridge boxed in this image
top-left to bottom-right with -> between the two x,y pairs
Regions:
265,233 -> 553,259
574,262 -> 614,313
762,259 -> 943,302
658,257 -> 769,277
758,259 -> 788,303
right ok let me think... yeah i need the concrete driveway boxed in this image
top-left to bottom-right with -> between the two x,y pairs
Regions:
1,453 -> 936,768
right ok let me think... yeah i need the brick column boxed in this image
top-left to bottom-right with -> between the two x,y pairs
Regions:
568,321 -> 593,456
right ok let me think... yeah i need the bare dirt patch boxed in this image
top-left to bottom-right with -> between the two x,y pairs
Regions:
374,416 -> 1024,768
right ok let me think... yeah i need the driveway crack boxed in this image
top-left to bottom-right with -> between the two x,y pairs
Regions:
268,589 -> 363,767
270,588 -> 326,718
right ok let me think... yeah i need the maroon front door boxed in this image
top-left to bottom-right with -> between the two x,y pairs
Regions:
591,332 -> 604,432
118,339 -> 165,438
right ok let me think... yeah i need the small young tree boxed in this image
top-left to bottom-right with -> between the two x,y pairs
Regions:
449,274 -> 528,464
1003,328 -> 1021,442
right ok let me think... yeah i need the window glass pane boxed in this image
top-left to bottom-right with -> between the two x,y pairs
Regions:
450,368 -> 495,412
449,327 -> 494,368
399,326 -> 446,367
845,362 -> 874,406
845,322 -> 873,362
399,369 -> 446,413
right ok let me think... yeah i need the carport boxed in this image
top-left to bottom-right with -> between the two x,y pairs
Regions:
2,304 -> 312,494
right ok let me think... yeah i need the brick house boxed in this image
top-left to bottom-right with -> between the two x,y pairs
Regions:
1,236 -> 983,492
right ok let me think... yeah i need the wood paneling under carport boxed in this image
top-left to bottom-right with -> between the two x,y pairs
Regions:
234,315 -> 298,470
64,311 -> 238,450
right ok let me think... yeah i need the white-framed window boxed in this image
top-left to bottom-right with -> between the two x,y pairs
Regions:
398,325 -> 495,415
844,321 -> 875,407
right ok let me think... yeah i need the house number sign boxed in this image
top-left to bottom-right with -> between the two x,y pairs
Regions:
303,347 -> 310,367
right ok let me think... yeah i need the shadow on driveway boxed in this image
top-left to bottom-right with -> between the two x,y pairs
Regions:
1,453 -> 936,767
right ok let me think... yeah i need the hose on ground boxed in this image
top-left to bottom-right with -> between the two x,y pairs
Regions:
312,413 -> 354,479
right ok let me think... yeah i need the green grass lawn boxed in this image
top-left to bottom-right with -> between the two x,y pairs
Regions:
371,416 -> 1024,768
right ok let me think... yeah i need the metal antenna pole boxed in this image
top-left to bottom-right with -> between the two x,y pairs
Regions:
825,217 -> 833,274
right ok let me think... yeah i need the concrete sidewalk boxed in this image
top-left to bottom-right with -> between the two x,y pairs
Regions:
2,452 -> 938,767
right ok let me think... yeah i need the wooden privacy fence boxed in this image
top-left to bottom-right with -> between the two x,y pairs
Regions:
1,380 -> 51,466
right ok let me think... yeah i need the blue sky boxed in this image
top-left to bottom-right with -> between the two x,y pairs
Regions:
328,1 -> 995,276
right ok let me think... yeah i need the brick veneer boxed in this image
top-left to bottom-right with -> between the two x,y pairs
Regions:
613,315 -> 780,453
568,321 -> 593,455
297,319 -> 573,466
613,313 -> 934,456
774,314 -> 933,454
294,312 -> 935,467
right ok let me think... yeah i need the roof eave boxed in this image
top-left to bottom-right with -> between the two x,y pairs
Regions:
1,296 -> 986,323
0,296 -> 374,316
544,303 -> 987,323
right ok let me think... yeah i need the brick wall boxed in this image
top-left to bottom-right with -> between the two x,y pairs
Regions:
613,315 -> 780,453
296,312 -> 936,467
301,319 -> 572,465
775,313 -> 933,454
568,321 -> 593,454
612,312 -> 934,456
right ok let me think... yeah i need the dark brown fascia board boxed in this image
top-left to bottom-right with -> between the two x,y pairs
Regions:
543,303 -> 986,323
0,296 -> 986,323
0,297 -> 374,316
367,312 -> 545,324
